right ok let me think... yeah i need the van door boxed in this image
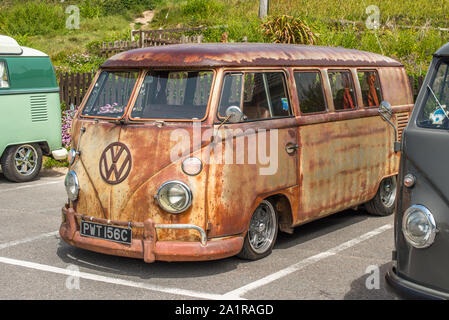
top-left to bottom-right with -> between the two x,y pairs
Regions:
207,70 -> 298,237
406,58 -> 449,206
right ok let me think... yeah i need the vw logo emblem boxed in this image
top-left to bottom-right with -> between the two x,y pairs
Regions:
99,142 -> 132,185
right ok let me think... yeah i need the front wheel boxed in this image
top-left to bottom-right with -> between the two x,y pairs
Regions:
365,176 -> 397,216
1,144 -> 42,182
238,200 -> 279,260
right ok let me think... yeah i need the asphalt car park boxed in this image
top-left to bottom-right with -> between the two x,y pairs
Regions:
0,169 -> 397,300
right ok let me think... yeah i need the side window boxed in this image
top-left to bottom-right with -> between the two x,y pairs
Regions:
218,71 -> 291,121
417,61 -> 449,129
294,71 -> 326,114
328,70 -> 357,111
358,70 -> 382,107
0,61 -> 10,88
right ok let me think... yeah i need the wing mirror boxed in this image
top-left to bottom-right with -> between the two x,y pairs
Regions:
211,106 -> 246,143
225,106 -> 246,123
378,101 -> 400,153
378,101 -> 393,121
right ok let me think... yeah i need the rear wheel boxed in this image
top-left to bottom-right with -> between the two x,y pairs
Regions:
1,144 -> 42,182
238,200 -> 278,260
365,176 -> 397,216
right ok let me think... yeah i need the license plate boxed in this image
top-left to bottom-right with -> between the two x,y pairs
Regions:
80,220 -> 132,245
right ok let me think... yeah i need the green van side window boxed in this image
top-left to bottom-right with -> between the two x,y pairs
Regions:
0,62 -> 9,88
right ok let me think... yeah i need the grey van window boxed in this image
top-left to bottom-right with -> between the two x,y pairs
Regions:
131,70 -> 213,120
82,70 -> 138,118
0,62 -> 9,88
328,71 -> 357,110
417,61 -> 449,129
294,71 -> 326,114
218,71 -> 291,120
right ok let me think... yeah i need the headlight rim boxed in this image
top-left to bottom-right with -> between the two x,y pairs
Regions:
65,170 -> 80,201
68,148 -> 77,166
156,180 -> 192,214
402,204 -> 437,249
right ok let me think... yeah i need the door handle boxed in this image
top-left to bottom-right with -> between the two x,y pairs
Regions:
285,143 -> 299,154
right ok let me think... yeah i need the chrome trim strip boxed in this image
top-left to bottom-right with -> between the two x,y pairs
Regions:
155,224 -> 207,246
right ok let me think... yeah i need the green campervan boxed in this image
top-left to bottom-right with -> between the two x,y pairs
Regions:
0,35 -> 66,182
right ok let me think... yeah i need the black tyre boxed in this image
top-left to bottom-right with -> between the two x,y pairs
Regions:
365,176 -> 397,216
0,144 -> 42,182
238,200 -> 279,260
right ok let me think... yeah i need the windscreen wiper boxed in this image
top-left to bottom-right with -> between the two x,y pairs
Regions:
427,85 -> 449,120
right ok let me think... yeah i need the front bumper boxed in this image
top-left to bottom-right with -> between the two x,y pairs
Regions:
59,207 -> 244,263
386,266 -> 449,300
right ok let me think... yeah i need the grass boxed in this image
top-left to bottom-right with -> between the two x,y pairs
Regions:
149,0 -> 449,76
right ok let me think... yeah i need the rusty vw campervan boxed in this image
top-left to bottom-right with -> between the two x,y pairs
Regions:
60,44 -> 413,262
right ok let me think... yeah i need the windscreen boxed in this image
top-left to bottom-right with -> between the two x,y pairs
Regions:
131,70 -> 213,120
81,70 -> 138,118
417,61 -> 449,129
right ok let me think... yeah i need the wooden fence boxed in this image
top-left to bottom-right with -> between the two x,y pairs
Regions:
99,27 -> 206,57
409,75 -> 424,99
59,72 -> 94,107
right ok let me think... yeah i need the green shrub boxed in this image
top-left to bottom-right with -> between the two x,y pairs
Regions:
261,15 -> 318,45
182,0 -> 225,23
0,1 -> 66,36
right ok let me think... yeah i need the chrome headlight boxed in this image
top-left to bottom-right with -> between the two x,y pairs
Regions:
402,205 -> 437,249
64,170 -> 79,201
156,181 -> 192,214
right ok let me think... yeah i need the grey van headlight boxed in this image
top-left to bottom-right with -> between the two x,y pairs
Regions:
65,170 -> 79,201
402,205 -> 437,248
156,181 -> 192,214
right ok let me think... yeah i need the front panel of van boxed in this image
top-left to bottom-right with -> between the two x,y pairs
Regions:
392,56 -> 449,296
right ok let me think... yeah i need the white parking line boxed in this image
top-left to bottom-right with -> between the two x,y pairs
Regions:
0,224 -> 392,300
0,180 -> 62,193
223,224 -> 392,298
0,231 -> 59,250
0,256 -> 242,300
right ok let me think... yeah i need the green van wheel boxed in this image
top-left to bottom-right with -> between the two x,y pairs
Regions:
1,144 -> 42,182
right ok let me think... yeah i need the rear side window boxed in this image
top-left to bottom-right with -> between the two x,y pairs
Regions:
294,71 -> 326,114
358,70 -> 382,107
328,70 -> 357,110
0,61 -> 9,88
218,71 -> 291,121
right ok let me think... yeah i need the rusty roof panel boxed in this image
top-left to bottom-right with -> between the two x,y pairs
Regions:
101,43 -> 402,69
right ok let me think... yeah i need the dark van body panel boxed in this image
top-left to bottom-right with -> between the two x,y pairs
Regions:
388,51 -> 449,298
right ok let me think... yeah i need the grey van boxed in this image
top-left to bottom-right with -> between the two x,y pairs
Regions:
386,42 -> 449,299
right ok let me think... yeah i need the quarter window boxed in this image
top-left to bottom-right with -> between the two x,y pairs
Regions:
358,70 -> 382,107
218,71 -> 291,121
0,61 -> 9,88
294,71 -> 326,114
328,70 -> 357,110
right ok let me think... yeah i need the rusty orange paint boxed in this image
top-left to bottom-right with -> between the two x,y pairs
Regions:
60,44 -> 413,263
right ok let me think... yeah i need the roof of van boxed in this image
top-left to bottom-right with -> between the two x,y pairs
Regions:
102,43 -> 403,69
0,35 -> 47,57
435,42 -> 449,56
